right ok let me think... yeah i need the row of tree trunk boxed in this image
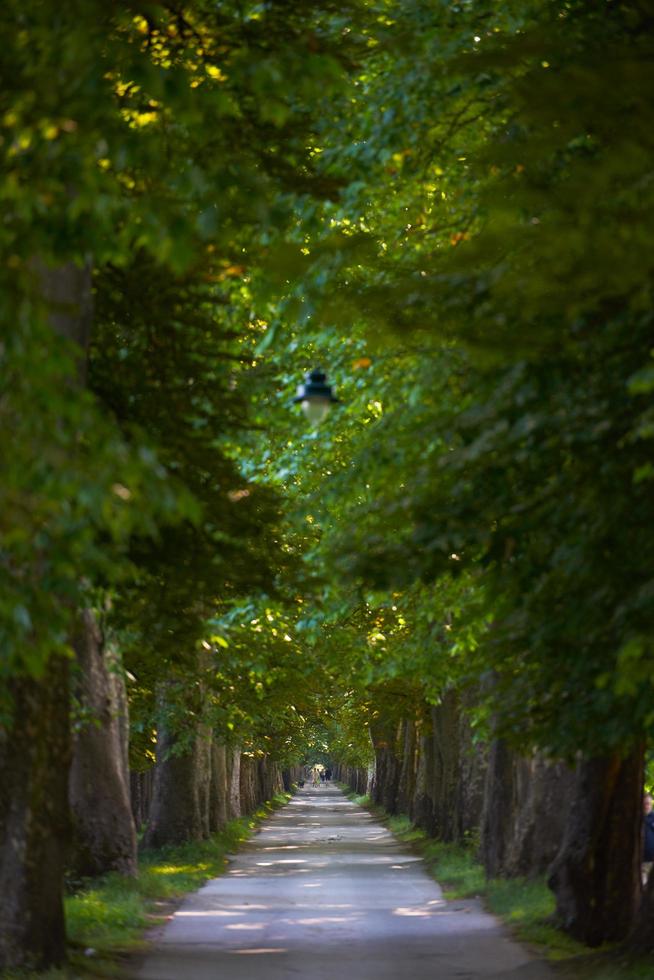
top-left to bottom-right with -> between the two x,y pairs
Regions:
0,608 -> 289,972
335,695 -> 654,951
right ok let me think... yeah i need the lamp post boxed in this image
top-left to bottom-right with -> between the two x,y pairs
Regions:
293,368 -> 339,425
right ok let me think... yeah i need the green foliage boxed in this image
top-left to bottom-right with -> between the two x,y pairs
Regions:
0,0 -> 382,777
0,305 -> 193,686
237,0 -> 654,762
5,0 -> 654,931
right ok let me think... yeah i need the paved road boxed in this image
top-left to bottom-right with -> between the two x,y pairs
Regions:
136,785 -> 554,979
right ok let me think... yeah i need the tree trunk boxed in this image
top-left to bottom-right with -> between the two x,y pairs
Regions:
480,739 -> 519,877
227,748 -> 242,820
142,718 -> 205,849
0,658 -> 71,971
413,717 -> 436,835
240,755 -> 257,815
548,747 -> 644,946
370,721 -> 402,814
195,726 -> 212,839
130,769 -> 154,831
209,742 -> 228,832
432,694 -> 462,842
0,259 -> 92,971
504,754 -> 575,878
68,611 -> 136,877
457,691 -> 487,841
397,720 -> 418,815
481,739 -> 573,879
258,756 -> 279,803
108,642 -> 130,782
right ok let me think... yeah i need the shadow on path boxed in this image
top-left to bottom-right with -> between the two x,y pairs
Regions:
135,785 -> 555,979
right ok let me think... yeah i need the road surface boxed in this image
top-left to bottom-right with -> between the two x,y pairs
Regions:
136,785 -> 554,979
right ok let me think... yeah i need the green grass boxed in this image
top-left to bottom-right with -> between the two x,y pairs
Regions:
2,792 -> 290,979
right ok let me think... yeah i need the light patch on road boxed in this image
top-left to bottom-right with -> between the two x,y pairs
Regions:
393,904 -> 444,917
294,917 -> 351,925
256,858 -> 307,866
175,910 -> 239,918
229,948 -> 288,955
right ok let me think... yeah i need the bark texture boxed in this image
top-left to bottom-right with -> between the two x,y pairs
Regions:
370,721 -> 402,815
481,741 -> 574,878
431,695 -> 462,842
142,721 -> 210,849
239,755 -> 257,815
0,659 -> 71,971
130,769 -> 155,831
413,717 -> 436,834
0,259 -> 93,970
397,720 -> 418,816
227,747 -> 242,819
504,755 -> 575,877
548,748 -> 644,945
69,611 -> 136,877
209,742 -> 228,832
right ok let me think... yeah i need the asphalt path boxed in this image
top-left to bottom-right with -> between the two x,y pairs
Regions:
136,785 -> 555,979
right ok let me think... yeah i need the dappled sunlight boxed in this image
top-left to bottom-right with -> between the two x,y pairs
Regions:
294,916 -> 352,925
230,904 -> 270,911
392,902 -> 445,917
138,786 -> 544,980
149,863 -> 211,875
229,947 -> 288,955
176,910 -> 240,918
255,858 -> 307,866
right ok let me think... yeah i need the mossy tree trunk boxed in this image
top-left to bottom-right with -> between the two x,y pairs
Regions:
142,698 -> 211,849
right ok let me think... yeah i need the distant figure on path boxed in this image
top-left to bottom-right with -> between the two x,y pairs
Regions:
312,768 -> 321,788
643,793 -> 654,883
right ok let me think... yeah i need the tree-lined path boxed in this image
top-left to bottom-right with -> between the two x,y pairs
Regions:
136,787 -> 553,980
4,1 -> 654,975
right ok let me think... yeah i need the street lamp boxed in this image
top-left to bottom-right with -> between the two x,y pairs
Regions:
293,368 -> 339,425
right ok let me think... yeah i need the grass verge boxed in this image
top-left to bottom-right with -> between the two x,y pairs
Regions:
3,792 -> 290,980
341,787 -> 654,979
